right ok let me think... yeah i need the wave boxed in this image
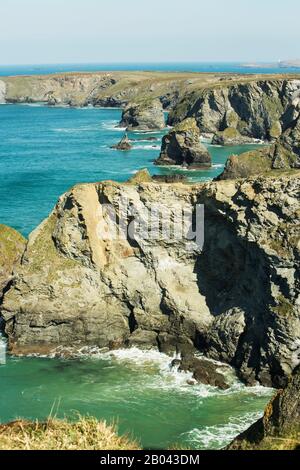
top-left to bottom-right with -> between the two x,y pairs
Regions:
212,164 -> 225,169
183,411 -> 263,449
35,346 -> 273,398
53,126 -> 100,134
101,121 -> 125,131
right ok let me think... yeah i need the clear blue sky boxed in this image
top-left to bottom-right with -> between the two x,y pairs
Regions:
0,0 -> 299,64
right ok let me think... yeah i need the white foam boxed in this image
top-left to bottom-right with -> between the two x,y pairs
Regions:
212,163 -> 225,169
101,121 -> 125,131
132,144 -> 160,150
183,411 -> 263,449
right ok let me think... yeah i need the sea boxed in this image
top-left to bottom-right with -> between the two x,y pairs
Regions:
0,63 -> 282,449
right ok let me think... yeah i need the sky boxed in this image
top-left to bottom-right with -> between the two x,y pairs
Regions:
0,0 -> 299,64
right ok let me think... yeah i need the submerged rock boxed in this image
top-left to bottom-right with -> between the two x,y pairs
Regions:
118,99 -> 165,131
155,118 -> 211,168
0,225 -> 26,299
111,133 -> 132,151
227,367 -> 300,450
177,354 -> 230,390
1,173 -> 299,388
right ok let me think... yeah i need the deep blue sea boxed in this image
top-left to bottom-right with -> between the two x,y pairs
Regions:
0,104 -> 261,237
0,62 -> 300,77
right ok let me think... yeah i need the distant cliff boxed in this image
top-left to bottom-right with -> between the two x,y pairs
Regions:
1,72 -> 300,144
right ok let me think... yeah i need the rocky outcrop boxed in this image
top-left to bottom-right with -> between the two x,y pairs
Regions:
228,367 -> 300,450
176,355 -> 230,390
111,133 -> 132,151
0,225 -> 26,301
168,79 -> 300,142
118,99 -> 165,131
155,118 -> 211,168
1,173 -> 299,388
212,127 -> 258,146
128,169 -> 153,184
218,113 -> 300,180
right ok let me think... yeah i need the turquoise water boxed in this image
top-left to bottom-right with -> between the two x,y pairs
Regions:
0,104 -> 260,237
0,350 -> 273,450
1,62 -> 300,76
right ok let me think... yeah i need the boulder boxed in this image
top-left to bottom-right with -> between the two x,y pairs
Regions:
111,133 -> 132,151
119,99 -> 165,131
155,118 -> 211,168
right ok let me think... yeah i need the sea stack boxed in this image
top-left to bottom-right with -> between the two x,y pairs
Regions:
155,118 -> 211,168
111,133 -> 132,151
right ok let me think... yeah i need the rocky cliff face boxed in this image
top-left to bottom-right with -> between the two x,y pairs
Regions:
155,118 -> 211,168
217,113 -> 300,180
1,174 -> 299,387
228,366 -> 300,450
118,99 -> 166,131
168,79 -> 300,141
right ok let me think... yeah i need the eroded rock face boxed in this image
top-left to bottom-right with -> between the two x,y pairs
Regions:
0,225 -> 26,300
118,99 -> 166,131
169,79 -> 300,142
1,174 -> 299,388
155,118 -> 211,168
228,367 -> 300,450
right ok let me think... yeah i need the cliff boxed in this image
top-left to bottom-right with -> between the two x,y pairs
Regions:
0,73 -> 299,135
228,366 -> 300,450
168,78 -> 300,141
1,173 -> 299,388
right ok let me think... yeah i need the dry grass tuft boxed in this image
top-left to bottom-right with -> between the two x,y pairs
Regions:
0,417 -> 140,451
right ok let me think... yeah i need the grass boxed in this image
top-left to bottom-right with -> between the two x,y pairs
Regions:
0,417 -> 140,451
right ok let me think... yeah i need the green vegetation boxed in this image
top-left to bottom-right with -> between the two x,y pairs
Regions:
0,224 -> 26,262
